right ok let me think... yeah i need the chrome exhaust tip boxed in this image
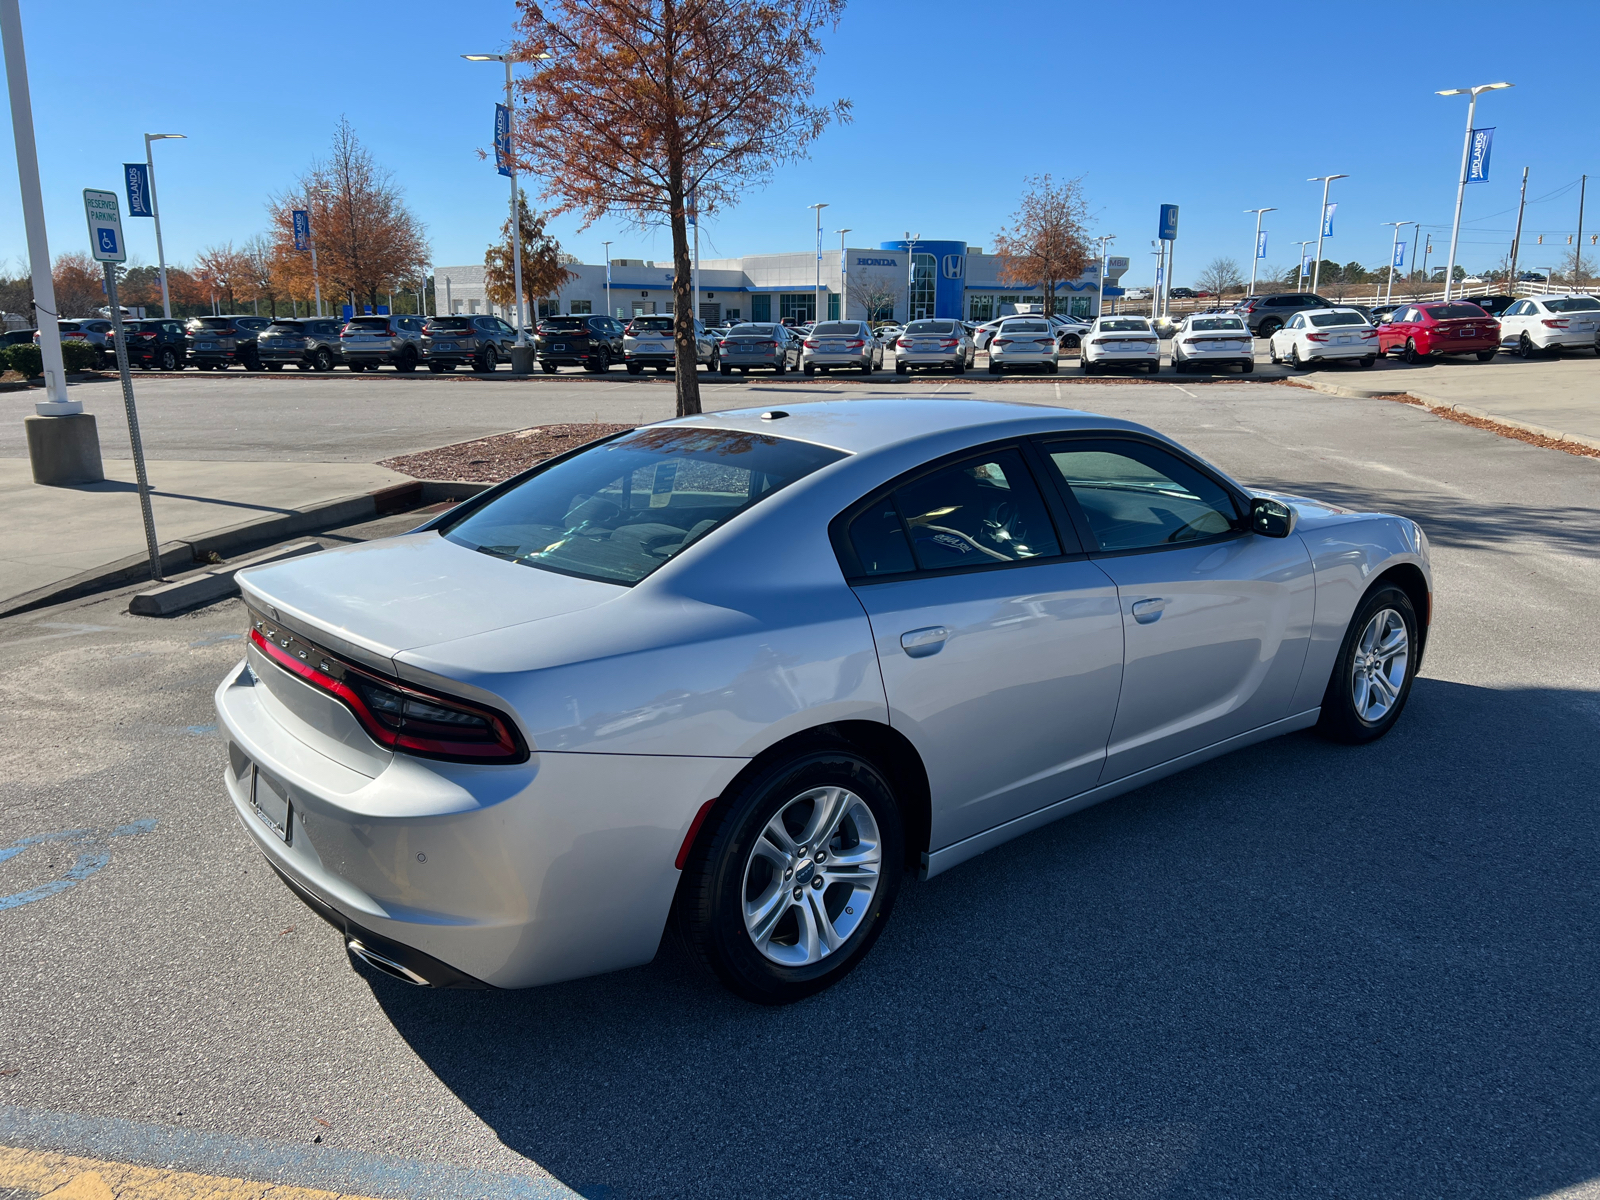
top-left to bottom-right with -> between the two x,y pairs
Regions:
346,938 -> 430,986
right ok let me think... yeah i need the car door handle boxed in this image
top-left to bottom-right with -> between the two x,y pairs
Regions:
1131,598 -> 1166,624
900,626 -> 949,657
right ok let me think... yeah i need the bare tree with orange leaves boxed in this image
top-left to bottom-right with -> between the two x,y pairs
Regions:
992,175 -> 1091,319
511,0 -> 849,415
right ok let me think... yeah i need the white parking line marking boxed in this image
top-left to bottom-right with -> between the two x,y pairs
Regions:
1170,383 -> 1198,399
1054,381 -> 1062,405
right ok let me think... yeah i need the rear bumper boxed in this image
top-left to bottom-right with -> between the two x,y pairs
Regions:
341,343 -> 407,361
1520,330 -> 1596,349
214,659 -> 741,989
896,352 -> 964,367
801,351 -> 872,367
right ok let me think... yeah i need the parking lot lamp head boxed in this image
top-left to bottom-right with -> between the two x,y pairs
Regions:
1436,83 -> 1513,300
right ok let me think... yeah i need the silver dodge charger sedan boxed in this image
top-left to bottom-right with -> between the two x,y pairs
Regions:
217,400 -> 1432,1005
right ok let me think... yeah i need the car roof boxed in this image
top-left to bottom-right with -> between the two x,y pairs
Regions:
667,398 -> 1155,457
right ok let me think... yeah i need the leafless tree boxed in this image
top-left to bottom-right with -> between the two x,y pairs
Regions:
1196,257 -> 1244,303
846,271 -> 898,323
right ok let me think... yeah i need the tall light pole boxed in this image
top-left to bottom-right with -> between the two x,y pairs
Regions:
1294,239 -> 1316,290
601,239 -> 612,319
143,133 -> 184,318
808,202 -> 828,324
1307,174 -> 1349,295
1436,82 -> 1513,301
904,231 -> 921,321
1381,221 -> 1412,305
1094,234 -> 1115,315
463,51 -> 552,348
1245,207 -> 1275,296
835,228 -> 851,319
2,0 -> 72,414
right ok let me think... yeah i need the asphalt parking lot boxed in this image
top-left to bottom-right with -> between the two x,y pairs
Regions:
3,378 -> 1600,1198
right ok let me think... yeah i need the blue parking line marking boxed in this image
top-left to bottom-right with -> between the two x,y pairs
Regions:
0,821 -> 158,913
0,1104 -> 588,1199
0,851 -> 109,911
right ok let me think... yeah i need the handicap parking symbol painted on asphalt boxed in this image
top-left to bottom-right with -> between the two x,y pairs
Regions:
0,819 -> 156,912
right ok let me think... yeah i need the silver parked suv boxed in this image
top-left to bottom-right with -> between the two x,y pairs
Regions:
339,315 -> 425,372
256,318 -> 346,372
623,315 -> 718,374
421,315 -> 519,373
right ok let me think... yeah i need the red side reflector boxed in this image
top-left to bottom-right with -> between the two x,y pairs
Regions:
675,797 -> 719,870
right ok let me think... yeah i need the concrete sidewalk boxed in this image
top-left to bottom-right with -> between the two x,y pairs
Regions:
0,458 -> 408,608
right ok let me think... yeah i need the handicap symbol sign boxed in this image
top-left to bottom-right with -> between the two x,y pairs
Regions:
97,227 -> 119,255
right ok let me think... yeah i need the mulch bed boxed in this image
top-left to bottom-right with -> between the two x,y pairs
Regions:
380,422 -> 638,483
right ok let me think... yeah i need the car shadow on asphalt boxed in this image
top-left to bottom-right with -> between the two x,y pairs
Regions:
359,677 -> 1600,1200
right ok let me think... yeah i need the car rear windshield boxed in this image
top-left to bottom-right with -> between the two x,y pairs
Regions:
345,317 -> 391,331
265,322 -> 305,333
1423,304 -> 1487,320
1546,297 -> 1600,312
810,323 -> 861,337
728,324 -> 778,337
442,427 -> 847,586
1191,318 -> 1245,331
1309,312 -> 1369,327
189,318 -> 236,330
905,321 -> 956,335
1101,319 -> 1150,332
1001,321 -> 1049,333
427,317 -> 474,330
543,316 -> 589,329
629,317 -> 674,332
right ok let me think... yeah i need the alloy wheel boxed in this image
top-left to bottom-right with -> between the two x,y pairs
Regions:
1350,608 -> 1409,724
741,786 -> 882,967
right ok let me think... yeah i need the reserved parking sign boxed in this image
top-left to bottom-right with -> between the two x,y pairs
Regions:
83,189 -> 126,263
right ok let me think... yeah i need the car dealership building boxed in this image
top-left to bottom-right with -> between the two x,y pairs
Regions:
432,242 -> 1132,325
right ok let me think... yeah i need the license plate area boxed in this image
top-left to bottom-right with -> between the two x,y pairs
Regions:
251,766 -> 292,844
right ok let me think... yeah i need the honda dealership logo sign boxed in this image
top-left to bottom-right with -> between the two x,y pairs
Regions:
855,256 -> 899,267
941,254 -> 965,279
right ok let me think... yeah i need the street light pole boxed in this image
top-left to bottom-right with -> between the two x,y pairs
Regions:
904,231 -> 920,321
1,0 -> 72,414
1307,174 -> 1348,296
143,133 -> 184,319
808,202 -> 828,324
601,239 -> 612,319
1294,240 -> 1315,291
835,228 -> 851,319
1381,221 -> 1412,305
1245,207 -> 1275,296
1436,82 -> 1513,301
1095,235 -> 1115,316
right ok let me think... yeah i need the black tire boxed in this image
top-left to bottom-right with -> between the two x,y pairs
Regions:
158,348 -> 178,372
675,748 -> 905,1005
474,345 -> 497,373
861,356 -> 872,375
1081,360 -> 1094,374
1317,584 -> 1420,744
627,361 -> 643,375
709,349 -> 720,373
952,358 -> 965,375
1147,360 -> 1160,374
1258,318 -> 1282,338
586,348 -> 609,373
804,362 -> 816,377
1046,360 -> 1058,374
264,362 -> 282,371
395,347 -> 418,373
312,348 -> 334,372
196,362 -> 214,371
1289,345 -> 1306,371
427,361 -> 451,373
541,361 -> 559,374
895,361 -> 908,376
1360,356 -> 1375,369
1474,350 -> 1495,362
1402,338 -> 1426,366
720,363 -> 732,376
774,356 -> 787,375
1241,358 -> 1255,373
244,354 -> 264,372
346,361 -> 366,372
1518,332 -> 1535,358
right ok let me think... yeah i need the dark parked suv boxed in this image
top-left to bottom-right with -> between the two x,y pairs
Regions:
421,315 -> 518,372
1233,293 -> 1337,337
533,314 -> 626,373
113,318 -> 187,371
255,318 -> 346,371
185,315 -> 271,370
339,314 -> 425,372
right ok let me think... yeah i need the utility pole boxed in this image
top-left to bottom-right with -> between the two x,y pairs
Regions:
904,231 -> 920,322
1575,175 -> 1587,291
143,133 -> 184,318
808,202 -> 828,324
1381,221 -> 1411,305
1509,167 -> 1529,290
601,239 -> 612,320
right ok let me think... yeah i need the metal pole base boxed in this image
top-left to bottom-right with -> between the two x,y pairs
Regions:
26,412 -> 104,485
510,345 -> 536,375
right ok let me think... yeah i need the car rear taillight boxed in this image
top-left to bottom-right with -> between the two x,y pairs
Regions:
938,338 -> 958,349
1360,328 -> 1379,338
803,339 -> 819,348
247,622 -> 526,764
993,338 -> 1012,347
1306,333 -> 1329,342
897,338 -> 911,348
1543,319 -> 1570,328
1033,338 -> 1055,346
845,339 -> 864,349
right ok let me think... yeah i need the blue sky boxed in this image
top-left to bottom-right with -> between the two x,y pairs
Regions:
2,0 -> 1595,287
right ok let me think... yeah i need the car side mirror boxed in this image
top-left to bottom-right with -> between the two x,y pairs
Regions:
1250,497 -> 1296,538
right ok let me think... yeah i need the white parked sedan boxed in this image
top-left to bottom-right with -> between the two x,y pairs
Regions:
986,317 -> 1060,374
218,400 -> 1432,1005
1267,308 -> 1379,370
1496,295 -> 1600,356
1082,316 -> 1161,373
1171,313 -> 1255,374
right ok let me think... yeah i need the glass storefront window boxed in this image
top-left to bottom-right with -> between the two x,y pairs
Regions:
827,295 -> 839,321
969,294 -> 996,322
1069,296 -> 1093,319
752,294 -> 771,322
780,293 -> 816,322
569,300 -> 592,315
909,254 -> 936,320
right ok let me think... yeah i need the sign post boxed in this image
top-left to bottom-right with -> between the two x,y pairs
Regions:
85,189 -> 163,584
1158,204 -> 1178,316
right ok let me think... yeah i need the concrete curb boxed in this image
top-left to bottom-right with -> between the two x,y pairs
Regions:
0,477 -> 489,619
128,540 -> 325,617
1297,378 -> 1600,453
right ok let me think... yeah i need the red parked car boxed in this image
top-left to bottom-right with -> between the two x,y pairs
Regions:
1377,301 -> 1499,364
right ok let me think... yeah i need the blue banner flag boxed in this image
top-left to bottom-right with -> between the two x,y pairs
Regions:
494,103 -> 512,177
1322,203 -> 1337,238
1467,127 -> 1494,184
1300,250 -> 1313,277
1393,240 -> 1407,269
687,185 -> 696,228
123,163 -> 153,217
292,209 -> 310,252
1256,230 -> 1268,259
1159,204 -> 1179,241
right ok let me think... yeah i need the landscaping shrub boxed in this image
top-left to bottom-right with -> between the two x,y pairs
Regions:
59,339 -> 101,372
5,342 -> 41,378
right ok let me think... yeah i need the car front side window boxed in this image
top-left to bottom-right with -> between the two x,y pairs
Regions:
1042,439 -> 1241,553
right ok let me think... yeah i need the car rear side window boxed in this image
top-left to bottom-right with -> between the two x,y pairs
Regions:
1309,312 -> 1368,327
443,427 -> 847,586
1546,297 -> 1600,312
1043,440 -> 1240,552
1423,304 -> 1487,320
864,450 -> 1061,574
847,499 -> 916,576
